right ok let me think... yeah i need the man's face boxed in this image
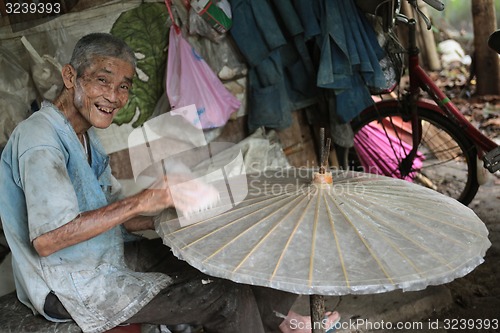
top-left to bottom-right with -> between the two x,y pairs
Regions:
73,56 -> 134,129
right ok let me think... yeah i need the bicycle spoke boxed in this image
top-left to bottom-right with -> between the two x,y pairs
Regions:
351,106 -> 478,204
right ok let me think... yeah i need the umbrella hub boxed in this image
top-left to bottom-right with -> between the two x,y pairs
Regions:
312,171 -> 333,186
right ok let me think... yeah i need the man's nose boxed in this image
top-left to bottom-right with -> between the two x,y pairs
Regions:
104,86 -> 119,102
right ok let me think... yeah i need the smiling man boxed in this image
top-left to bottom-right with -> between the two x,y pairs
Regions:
0,33 -> 339,333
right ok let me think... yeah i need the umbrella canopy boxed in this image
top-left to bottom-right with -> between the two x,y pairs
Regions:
156,169 -> 490,296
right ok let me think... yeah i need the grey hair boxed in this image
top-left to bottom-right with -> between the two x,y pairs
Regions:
69,33 -> 136,77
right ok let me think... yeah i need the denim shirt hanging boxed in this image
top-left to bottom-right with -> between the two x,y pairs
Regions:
230,0 -> 388,130
230,0 -> 318,131
316,0 -> 387,122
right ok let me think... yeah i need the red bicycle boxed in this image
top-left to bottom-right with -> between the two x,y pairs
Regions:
346,0 -> 499,205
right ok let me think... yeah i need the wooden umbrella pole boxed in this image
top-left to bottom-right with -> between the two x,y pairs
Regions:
319,128 -> 331,175
319,128 -> 325,174
310,294 -> 326,333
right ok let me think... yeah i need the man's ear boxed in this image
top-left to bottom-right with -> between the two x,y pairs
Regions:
61,64 -> 77,89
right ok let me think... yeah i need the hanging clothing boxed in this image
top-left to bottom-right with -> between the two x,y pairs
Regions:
316,0 -> 387,122
230,0 -> 318,132
230,0 -> 388,134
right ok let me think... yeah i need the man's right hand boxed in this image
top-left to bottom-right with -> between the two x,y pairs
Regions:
139,174 -> 220,217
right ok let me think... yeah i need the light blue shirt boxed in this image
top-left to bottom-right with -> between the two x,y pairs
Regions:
0,102 -> 171,333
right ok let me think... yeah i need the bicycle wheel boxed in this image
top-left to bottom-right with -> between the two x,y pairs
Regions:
349,103 -> 479,205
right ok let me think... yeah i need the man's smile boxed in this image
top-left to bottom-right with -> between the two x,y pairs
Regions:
95,104 -> 116,114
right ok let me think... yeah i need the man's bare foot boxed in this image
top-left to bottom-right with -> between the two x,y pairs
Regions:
278,310 -> 340,333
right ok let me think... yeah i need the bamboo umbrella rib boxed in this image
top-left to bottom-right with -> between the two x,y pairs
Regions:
322,194 -> 350,288
270,195 -> 315,282
337,179 -> 410,189
345,181 -> 424,193
368,192 -> 484,237
344,184 -> 472,214
202,189 -> 316,262
308,188 -> 322,287
359,194 -> 486,238
355,133 -> 390,162
337,178 -> 411,188
171,189 -> 300,236
326,174 -> 384,185
350,186 -> 455,212
354,143 -> 384,175
231,193 -> 312,274
357,187 -> 443,199
365,192 -> 461,210
380,117 -> 409,158
181,190 -> 312,251
156,169 -> 491,297
355,124 -> 402,159
336,194 -> 455,268
356,137 -> 402,177
327,193 -> 396,285
356,124 -> 408,172
358,199 -> 469,250
333,197 -> 425,277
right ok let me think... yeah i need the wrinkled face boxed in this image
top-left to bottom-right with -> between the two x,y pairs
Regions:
73,56 -> 134,129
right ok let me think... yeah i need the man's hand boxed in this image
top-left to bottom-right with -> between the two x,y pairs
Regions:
139,174 -> 220,217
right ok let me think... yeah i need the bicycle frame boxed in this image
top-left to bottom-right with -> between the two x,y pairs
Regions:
406,20 -> 497,155
365,17 -> 499,173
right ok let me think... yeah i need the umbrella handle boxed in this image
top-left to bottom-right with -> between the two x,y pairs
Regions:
310,295 -> 326,333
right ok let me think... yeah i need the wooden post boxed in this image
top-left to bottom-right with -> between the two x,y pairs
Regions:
416,2 -> 441,71
471,0 -> 499,95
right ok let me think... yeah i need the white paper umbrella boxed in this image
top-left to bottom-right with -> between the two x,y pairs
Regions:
156,169 -> 491,296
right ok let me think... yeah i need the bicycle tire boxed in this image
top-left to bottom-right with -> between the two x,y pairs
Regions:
349,103 -> 479,205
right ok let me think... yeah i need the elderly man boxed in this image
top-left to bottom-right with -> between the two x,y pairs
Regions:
0,33 -> 339,333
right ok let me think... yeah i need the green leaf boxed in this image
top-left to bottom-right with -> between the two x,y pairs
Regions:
110,2 -> 169,127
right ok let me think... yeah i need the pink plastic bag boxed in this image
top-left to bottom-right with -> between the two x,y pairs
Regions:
166,26 -> 240,129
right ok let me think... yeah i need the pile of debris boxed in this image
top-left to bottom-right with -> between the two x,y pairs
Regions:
429,37 -> 499,143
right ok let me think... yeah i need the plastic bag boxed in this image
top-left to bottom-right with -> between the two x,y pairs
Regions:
0,46 -> 37,106
0,47 -> 36,148
21,36 -> 63,101
166,26 -> 240,129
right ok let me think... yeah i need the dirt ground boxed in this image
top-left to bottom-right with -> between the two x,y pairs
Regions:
424,72 -> 500,331
415,74 -> 500,331
424,174 -> 500,332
